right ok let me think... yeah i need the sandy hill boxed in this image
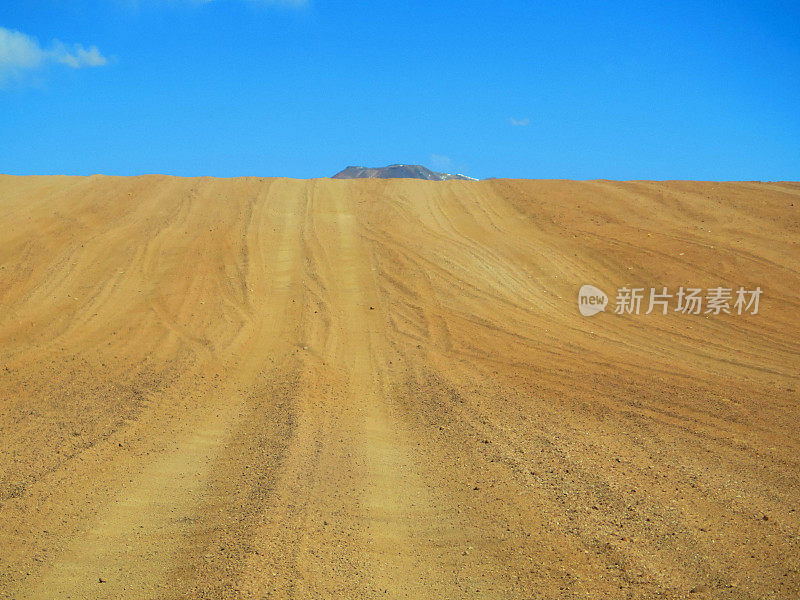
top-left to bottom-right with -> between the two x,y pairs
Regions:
0,175 -> 798,599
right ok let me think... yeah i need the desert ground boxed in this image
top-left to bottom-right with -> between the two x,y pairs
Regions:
0,175 -> 798,599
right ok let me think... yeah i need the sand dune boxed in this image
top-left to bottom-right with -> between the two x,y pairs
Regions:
0,175 -> 798,599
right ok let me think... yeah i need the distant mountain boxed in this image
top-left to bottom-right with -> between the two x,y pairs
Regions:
331,164 -> 477,181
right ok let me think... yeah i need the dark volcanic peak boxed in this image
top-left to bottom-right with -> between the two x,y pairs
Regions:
332,164 -> 476,181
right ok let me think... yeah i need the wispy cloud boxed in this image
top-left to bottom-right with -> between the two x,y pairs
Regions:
430,153 -> 454,172
0,27 -> 108,84
430,154 -> 471,176
509,117 -> 530,127
52,42 -> 108,68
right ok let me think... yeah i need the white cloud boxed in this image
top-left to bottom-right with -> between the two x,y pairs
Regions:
53,42 -> 108,68
0,27 -> 45,71
0,27 -> 108,84
509,117 -> 530,127
430,153 -> 454,172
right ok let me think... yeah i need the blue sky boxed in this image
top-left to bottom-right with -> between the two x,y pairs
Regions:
1,1 -> 798,179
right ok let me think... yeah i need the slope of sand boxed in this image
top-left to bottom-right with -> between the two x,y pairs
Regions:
0,175 -> 798,599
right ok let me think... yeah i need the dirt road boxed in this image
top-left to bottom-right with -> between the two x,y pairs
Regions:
0,176 -> 798,599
